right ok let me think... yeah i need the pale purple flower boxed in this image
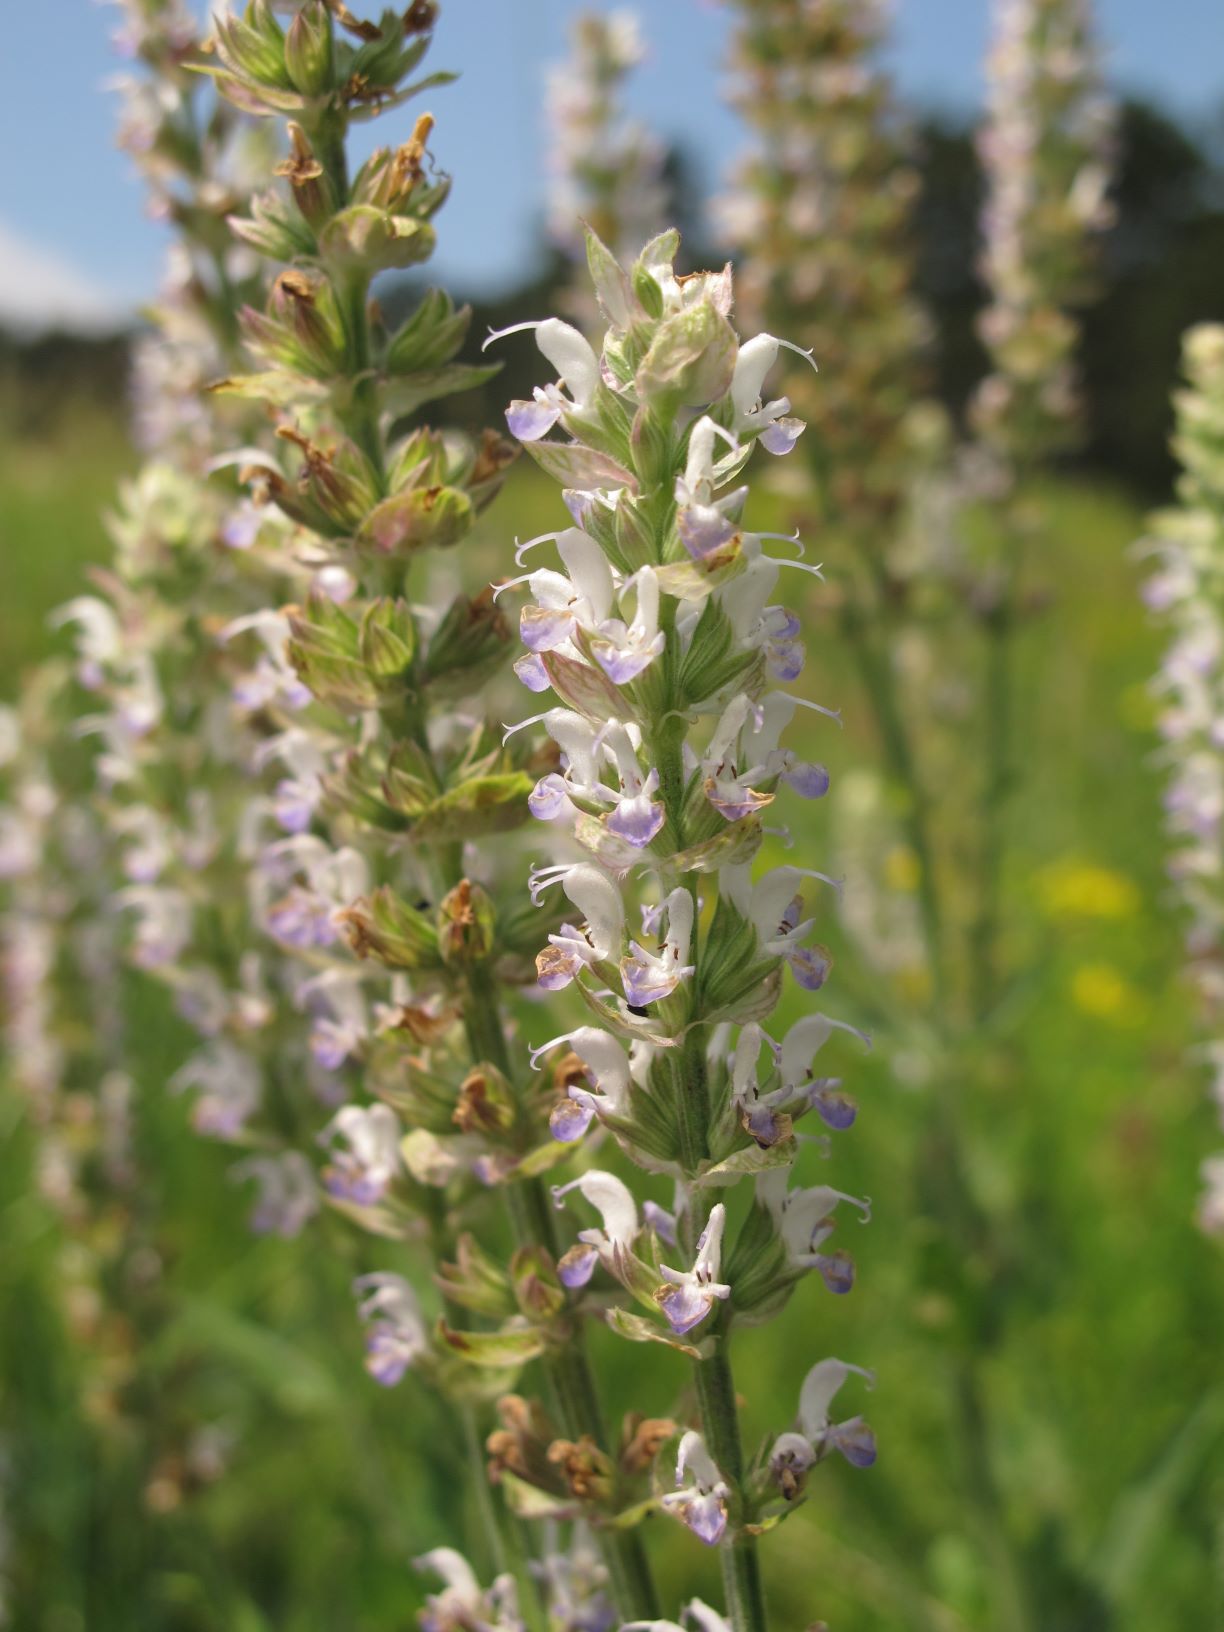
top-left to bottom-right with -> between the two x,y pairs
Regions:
622,886 -> 694,1008
486,319 -> 602,441
552,1169 -> 640,1288
171,1040 -> 262,1139
728,332 -> 812,453
320,1103 -> 401,1206
415,1548 -> 522,1632
231,1151 -> 318,1237
660,1431 -> 730,1547
757,1168 -> 872,1294
353,1273 -> 427,1386
538,1025 -> 634,1142
770,1357 -> 877,1483
656,1204 -> 731,1335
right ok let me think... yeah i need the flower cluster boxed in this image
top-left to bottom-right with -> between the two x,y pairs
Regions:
1142,324 -> 1224,1235
485,227 -> 874,1618
717,0 -> 933,538
972,0 -> 1114,466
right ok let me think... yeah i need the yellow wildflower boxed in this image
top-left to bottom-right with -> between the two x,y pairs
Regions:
1037,859 -> 1140,921
1070,962 -> 1142,1024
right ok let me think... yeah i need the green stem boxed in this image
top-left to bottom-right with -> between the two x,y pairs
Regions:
674,1034 -> 770,1632
657,679 -> 769,1632
841,584 -> 945,1009
969,590 -> 1015,1024
460,959 -> 658,1619
502,1177 -> 660,1621
340,272 -> 386,486
695,1344 -> 769,1632
949,1356 -> 1034,1632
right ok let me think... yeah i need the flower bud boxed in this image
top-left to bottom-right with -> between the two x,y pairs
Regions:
340,885 -> 439,968
510,1244 -> 566,1322
546,1436 -> 615,1505
452,1064 -> 516,1136
634,301 -> 738,408
435,1232 -> 515,1318
436,879 -> 496,965
358,598 -> 416,682
421,587 -> 510,689
283,2 -> 334,96
357,484 -> 473,557
386,287 -> 472,374
486,1394 -> 563,1491
319,206 -> 436,277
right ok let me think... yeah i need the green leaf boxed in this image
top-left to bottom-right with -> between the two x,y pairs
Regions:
383,362 -> 502,418
508,1139 -> 579,1180
324,1195 -> 415,1240
208,369 -> 326,407
358,484 -> 473,555
438,1320 -> 547,1368
1091,1391 -> 1224,1605
410,773 -> 533,843
541,651 -> 636,722
605,1307 -> 710,1360
520,441 -> 637,492
669,815 -> 765,874
498,1472 -> 579,1521
694,1138 -> 797,1188
572,980 -> 679,1047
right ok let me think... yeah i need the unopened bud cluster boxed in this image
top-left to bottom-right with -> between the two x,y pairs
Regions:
972,0 -> 1113,466
718,0 -> 933,537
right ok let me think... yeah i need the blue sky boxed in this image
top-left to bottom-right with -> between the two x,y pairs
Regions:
0,0 -> 1221,327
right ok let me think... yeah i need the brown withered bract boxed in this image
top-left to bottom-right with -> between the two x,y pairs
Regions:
452,1066 -> 513,1135
391,113 -> 435,196
328,2 -> 383,42
546,1435 -> 614,1504
403,0 -> 438,34
382,1002 -> 457,1045
274,123 -> 329,224
485,1394 -> 560,1490
618,1413 -> 677,1475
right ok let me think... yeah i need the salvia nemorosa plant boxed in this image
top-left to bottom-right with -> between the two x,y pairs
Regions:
7,3 -> 881,1626
1142,324 -> 1224,1239
481,227 -> 875,1631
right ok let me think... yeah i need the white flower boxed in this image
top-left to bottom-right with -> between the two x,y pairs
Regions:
552,1169 -> 640,1288
656,1204 -> 731,1335
770,1357 -> 877,1489
354,1274 -> 427,1387
319,1103 -> 401,1206
660,1431 -> 730,1547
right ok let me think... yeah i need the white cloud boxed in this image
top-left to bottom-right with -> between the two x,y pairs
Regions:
0,220 -> 131,336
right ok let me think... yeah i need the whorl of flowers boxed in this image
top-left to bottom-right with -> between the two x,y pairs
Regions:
545,9 -> 668,322
717,0 -> 930,534
1142,324 -> 1224,1236
485,227 -> 874,1626
972,0 -> 1113,467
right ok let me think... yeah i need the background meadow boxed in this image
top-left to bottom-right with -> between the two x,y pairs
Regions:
2,3 -> 1224,1630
